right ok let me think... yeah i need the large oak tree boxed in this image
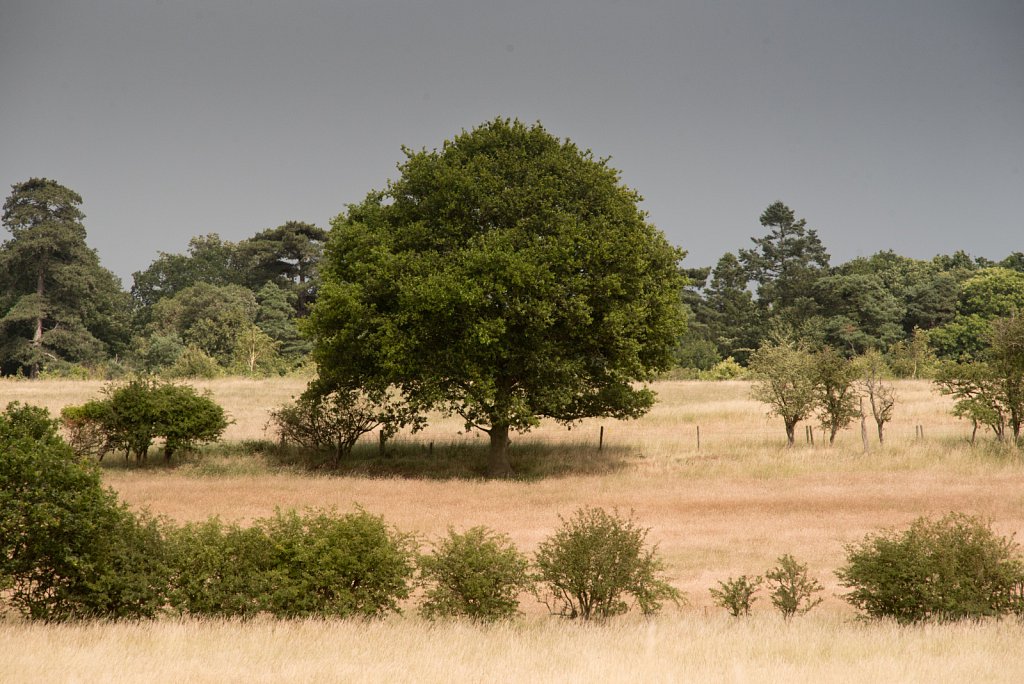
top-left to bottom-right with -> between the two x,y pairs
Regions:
307,119 -> 687,476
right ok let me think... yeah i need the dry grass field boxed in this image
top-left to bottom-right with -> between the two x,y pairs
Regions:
2,377 -> 1024,682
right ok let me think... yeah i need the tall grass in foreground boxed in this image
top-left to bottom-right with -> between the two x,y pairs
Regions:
3,613 -> 1023,684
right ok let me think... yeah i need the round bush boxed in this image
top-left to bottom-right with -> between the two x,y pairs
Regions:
418,526 -> 532,622
535,507 -> 681,620
836,512 -> 1024,623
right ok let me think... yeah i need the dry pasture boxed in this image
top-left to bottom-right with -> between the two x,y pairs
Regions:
2,377 -> 1023,682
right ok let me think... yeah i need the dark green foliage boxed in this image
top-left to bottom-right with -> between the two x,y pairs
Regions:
418,526 -> 532,621
1,178 -> 131,377
739,201 -> 830,332
837,512 -> 1024,623
167,508 -> 415,620
308,118 -> 687,476
166,517 -> 283,618
0,402 -> 171,621
534,507 -> 681,620
765,554 -> 823,619
61,380 -> 228,461
709,574 -> 763,617
258,508 -> 415,619
149,282 -> 258,366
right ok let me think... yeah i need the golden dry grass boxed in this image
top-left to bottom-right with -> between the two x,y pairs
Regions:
3,614 -> 1024,684
2,378 -> 1024,681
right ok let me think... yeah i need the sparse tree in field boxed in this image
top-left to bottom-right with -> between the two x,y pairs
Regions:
306,118 -> 687,476
748,339 -> 819,446
856,349 -> 896,444
1,178 -> 130,377
814,346 -> 860,445
934,313 -> 1024,445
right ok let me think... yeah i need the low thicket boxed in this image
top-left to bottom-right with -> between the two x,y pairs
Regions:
837,512 -> 1024,623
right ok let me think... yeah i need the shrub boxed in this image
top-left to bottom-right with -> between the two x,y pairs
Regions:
61,380 -> 229,462
698,357 -> 747,381
709,574 -> 762,617
534,507 -> 681,620
166,517 -> 275,618
167,507 -> 415,619
418,526 -> 532,622
765,554 -> 823,619
836,512 -> 1024,623
269,387 -> 405,465
259,507 -> 415,619
0,402 -> 172,621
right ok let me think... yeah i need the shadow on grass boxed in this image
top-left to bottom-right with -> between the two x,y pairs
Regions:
275,439 -> 639,480
97,438 -> 640,481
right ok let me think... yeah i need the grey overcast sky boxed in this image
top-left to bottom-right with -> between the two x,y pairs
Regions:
1,0 -> 1022,285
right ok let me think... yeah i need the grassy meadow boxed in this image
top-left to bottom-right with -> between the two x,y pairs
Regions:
2,377 -> 1024,682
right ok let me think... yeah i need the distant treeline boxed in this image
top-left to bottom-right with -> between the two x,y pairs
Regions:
1,179 -> 1020,379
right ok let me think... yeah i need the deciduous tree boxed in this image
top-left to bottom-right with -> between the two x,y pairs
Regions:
307,119 -> 687,476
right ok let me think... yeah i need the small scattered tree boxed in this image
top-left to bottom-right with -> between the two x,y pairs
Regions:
749,339 -> 819,446
765,554 -> 823,619
418,526 -> 532,622
709,575 -> 763,617
814,347 -> 860,445
934,313 -> 1024,446
534,507 -> 681,620
855,349 -> 896,444
837,512 -> 1024,623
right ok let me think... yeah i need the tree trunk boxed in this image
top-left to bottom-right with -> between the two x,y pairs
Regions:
785,420 -> 796,447
488,424 -> 513,478
30,270 -> 44,379
876,420 -> 885,445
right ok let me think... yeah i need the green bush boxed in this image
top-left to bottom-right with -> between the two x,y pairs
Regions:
61,380 -> 229,462
0,402 -> 172,621
257,507 -> 416,619
166,517 -> 275,618
167,507 -> 415,619
534,507 -> 681,620
765,554 -> 823,619
418,526 -> 532,622
836,512 -> 1024,623
710,574 -> 763,617
698,357 -> 748,381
